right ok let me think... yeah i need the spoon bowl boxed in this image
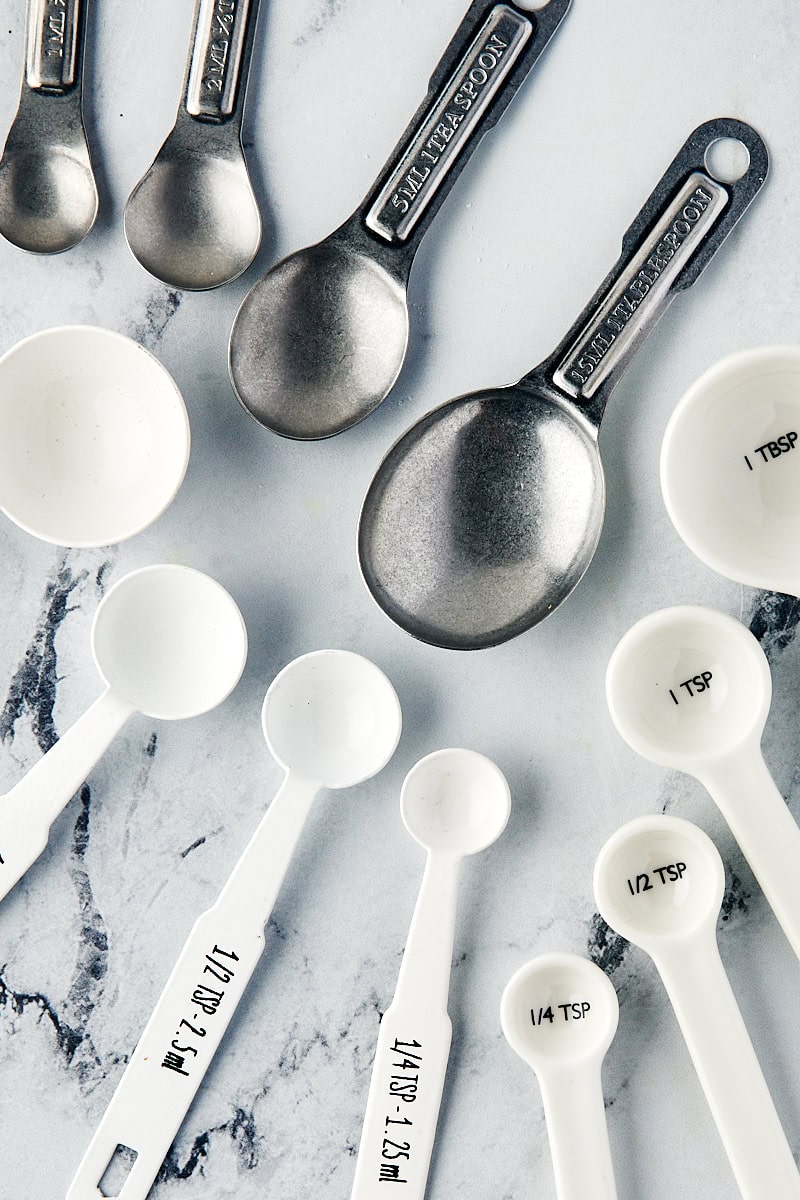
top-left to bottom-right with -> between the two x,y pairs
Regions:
230,243 -> 408,438
594,815 -> 723,948
92,564 -> 248,721
661,346 -> 800,596
400,747 -> 511,855
263,649 -> 402,787
606,605 -> 770,770
125,148 -> 261,291
0,146 -> 97,253
0,325 -> 190,547
501,952 -> 618,1069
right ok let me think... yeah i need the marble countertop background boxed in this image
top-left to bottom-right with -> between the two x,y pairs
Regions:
0,1 -> 799,1197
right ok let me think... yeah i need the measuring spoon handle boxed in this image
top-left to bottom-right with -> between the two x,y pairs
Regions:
538,1067 -> 618,1200
23,0 -> 84,94
655,931 -> 800,1199
356,0 -> 571,258
701,748 -> 800,963
181,0 -> 260,127
0,689 -> 133,904
536,118 -> 769,429
351,853 -> 460,1200
67,773 -> 318,1200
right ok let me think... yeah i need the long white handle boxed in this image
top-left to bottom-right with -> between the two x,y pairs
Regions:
701,747 -> 800,962
654,931 -> 800,1199
0,688 -> 133,903
67,773 -> 319,1200
538,1066 -> 617,1200
351,852 -> 460,1200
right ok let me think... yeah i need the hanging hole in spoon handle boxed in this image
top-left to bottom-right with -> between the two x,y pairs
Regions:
339,0 -> 572,273
533,118 -> 769,431
0,0 -> 98,253
180,0 -> 260,131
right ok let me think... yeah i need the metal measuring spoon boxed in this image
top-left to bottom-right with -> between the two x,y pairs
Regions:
501,953 -> 619,1200
661,347 -> 800,596
67,650 -> 401,1200
358,119 -> 769,649
0,565 -> 247,906
595,815 -> 800,1200
124,0 -> 262,290
0,0 -> 98,253
229,0 -> 572,439
351,749 -> 510,1200
606,604 -> 800,963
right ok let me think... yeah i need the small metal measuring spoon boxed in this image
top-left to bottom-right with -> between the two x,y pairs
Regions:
124,0 -> 262,290
661,347 -> 800,596
229,0 -> 572,439
351,749 -> 509,1200
67,649 -> 401,1200
606,604 -> 800,964
0,0 -> 98,253
501,953 -> 619,1200
0,565 -> 247,906
358,119 -> 769,650
0,325 -> 190,547
594,815 -> 800,1200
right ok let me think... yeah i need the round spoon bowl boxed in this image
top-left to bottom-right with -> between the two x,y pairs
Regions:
662,347 -> 800,596
263,650 -> 401,787
400,748 -> 510,855
0,326 -> 190,547
230,242 -> 409,439
606,606 -> 771,770
594,815 -> 724,949
0,147 -> 98,253
91,564 -> 247,721
501,953 -> 619,1070
359,388 -> 605,648
125,152 -> 261,290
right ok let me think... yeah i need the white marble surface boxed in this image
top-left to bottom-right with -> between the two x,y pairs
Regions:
0,1 -> 799,1197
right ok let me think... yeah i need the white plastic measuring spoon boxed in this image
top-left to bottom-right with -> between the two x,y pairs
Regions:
68,649 -> 401,1200
594,815 -> 800,1200
0,326 -> 190,547
501,953 -> 619,1200
606,605 -> 800,962
661,347 -> 800,595
351,748 -> 510,1200
0,564 -> 246,904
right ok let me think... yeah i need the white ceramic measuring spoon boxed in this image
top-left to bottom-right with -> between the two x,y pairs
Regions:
351,748 -> 510,1200
661,347 -> 800,595
594,815 -> 800,1200
501,953 -> 619,1200
0,326 -> 190,547
606,605 -> 800,962
67,649 -> 401,1200
0,564 -> 246,904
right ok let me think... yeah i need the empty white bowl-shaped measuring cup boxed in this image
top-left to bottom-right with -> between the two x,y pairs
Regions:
0,564 -> 246,904
0,326 -> 190,547
606,605 -> 800,963
594,815 -> 800,1200
67,649 -> 401,1200
351,749 -> 510,1200
661,347 -> 800,596
501,953 -> 619,1200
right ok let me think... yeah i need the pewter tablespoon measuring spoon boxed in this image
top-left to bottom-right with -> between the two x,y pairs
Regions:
606,604 -> 800,963
358,119 -> 769,650
0,0 -> 98,252
229,0 -> 572,439
68,650 -> 401,1200
661,347 -> 800,595
124,0 -> 262,290
0,565 -> 247,905
351,749 -> 510,1200
501,953 -> 619,1200
594,815 -> 800,1200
